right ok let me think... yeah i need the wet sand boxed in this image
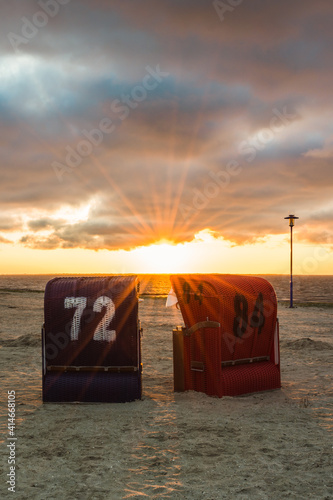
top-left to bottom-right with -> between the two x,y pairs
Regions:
0,293 -> 332,499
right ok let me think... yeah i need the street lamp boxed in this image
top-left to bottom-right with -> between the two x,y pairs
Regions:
284,214 -> 299,308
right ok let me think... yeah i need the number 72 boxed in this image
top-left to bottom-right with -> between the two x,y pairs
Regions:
64,296 -> 116,343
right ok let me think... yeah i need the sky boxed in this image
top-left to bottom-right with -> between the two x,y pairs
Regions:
1,0 -> 333,274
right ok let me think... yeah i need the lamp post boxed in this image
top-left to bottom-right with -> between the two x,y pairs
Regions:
284,214 -> 299,308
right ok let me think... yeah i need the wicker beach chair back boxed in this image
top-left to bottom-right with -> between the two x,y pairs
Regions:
42,276 -> 142,402
171,274 -> 281,397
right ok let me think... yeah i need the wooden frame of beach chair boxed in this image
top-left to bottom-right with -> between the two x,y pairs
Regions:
171,275 -> 281,397
42,276 -> 142,403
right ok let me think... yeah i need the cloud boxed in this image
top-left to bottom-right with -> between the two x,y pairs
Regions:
0,235 -> 12,244
304,135 -> 333,159
1,0 -> 333,253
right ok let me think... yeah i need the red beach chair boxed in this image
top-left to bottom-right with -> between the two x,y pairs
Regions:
171,275 -> 280,397
42,276 -> 142,402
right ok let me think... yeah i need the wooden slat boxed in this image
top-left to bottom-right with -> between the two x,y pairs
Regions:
47,366 -> 138,373
173,329 -> 185,392
221,356 -> 269,367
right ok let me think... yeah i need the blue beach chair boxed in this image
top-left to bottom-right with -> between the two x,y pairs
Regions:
42,276 -> 142,402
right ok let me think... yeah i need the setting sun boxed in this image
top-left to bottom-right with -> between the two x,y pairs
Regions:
130,241 -> 190,274
1,228 -> 331,275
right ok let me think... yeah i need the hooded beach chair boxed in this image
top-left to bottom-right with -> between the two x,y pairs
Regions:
170,274 -> 280,397
42,276 -> 142,402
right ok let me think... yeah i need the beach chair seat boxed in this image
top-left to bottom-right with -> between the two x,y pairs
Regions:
171,274 -> 280,397
42,276 -> 142,402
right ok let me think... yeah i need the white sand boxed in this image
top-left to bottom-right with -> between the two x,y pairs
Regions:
0,293 -> 332,499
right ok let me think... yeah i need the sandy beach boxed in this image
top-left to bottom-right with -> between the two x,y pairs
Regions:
0,292 -> 332,499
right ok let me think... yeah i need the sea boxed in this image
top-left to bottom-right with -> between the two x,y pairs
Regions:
0,274 -> 333,303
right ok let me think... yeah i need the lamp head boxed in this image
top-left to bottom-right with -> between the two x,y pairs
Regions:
284,214 -> 299,227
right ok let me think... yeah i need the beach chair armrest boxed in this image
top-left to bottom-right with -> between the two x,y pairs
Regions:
184,321 -> 220,336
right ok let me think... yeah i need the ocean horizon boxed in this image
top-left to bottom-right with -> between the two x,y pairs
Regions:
1,273 -> 333,304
